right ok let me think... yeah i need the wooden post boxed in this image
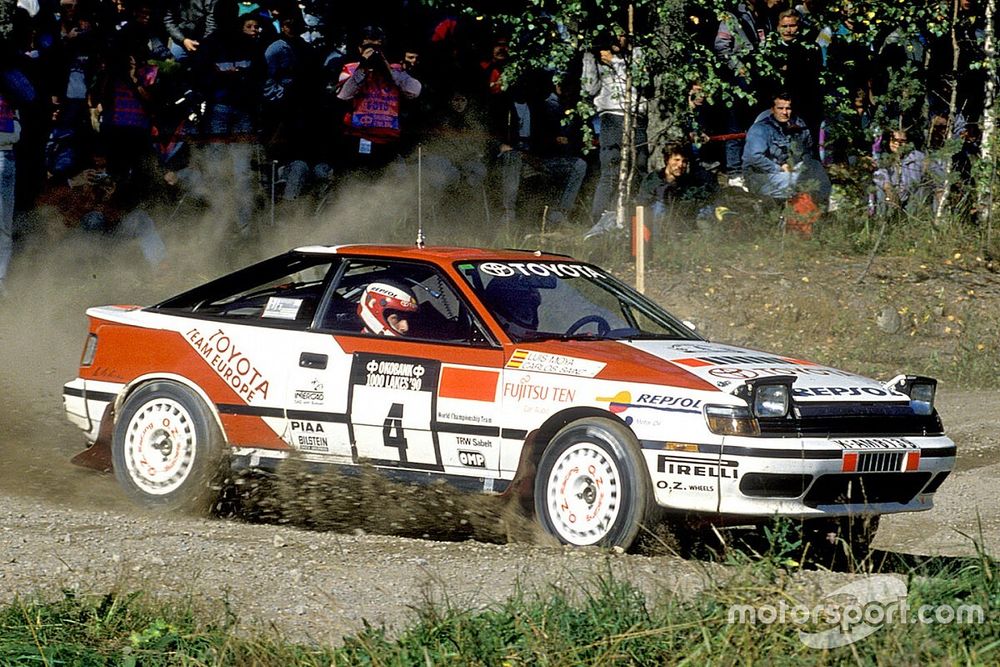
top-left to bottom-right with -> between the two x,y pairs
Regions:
635,205 -> 646,293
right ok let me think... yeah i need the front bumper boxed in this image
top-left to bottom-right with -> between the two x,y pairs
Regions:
645,434 -> 955,518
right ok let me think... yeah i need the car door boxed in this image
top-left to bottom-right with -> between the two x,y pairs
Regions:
285,258 -> 506,479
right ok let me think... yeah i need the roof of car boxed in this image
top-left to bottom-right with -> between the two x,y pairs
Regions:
292,244 -> 574,262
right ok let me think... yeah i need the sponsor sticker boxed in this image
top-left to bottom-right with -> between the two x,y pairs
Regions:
262,297 -> 302,320
502,375 -> 576,403
505,349 -> 605,377
834,438 -> 918,450
184,327 -> 270,401
293,379 -> 325,405
458,450 -> 487,468
657,454 -> 739,479
478,262 -> 602,279
597,390 -> 702,415
289,420 -> 329,453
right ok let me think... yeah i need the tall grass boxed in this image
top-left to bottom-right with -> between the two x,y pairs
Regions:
3,535 -> 996,666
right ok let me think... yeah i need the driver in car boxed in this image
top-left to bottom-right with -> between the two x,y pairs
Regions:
483,275 -> 542,338
358,281 -> 419,336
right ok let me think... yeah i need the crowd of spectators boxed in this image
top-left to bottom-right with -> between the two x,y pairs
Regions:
0,0 -> 993,295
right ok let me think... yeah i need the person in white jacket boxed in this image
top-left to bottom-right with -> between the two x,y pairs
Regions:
581,34 -> 648,226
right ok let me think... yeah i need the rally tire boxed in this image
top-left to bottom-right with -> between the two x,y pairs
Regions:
534,417 -> 653,550
112,381 -> 227,513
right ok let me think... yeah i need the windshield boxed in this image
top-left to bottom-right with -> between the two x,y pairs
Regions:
456,260 -> 703,343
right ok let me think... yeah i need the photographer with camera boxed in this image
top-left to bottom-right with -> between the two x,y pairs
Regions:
336,25 -> 422,172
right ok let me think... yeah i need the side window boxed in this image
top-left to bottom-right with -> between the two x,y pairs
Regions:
181,258 -> 335,328
320,260 -> 493,345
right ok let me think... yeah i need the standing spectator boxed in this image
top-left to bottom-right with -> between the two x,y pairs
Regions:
581,31 -> 648,225
1,62 -> 36,297
487,75 -> 587,226
759,9 -> 823,146
113,0 -> 171,61
192,5 -> 266,236
742,92 -> 831,208
336,25 -> 422,171
163,0 -> 218,60
422,89 -> 489,199
713,0 -> 765,187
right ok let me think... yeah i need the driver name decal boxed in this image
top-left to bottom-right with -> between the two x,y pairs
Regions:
505,349 -> 605,377
184,327 -> 270,401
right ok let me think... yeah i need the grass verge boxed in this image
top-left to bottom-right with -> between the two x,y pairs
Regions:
2,538 -> 996,666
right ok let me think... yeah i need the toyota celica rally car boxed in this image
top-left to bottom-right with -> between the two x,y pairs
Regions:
63,245 -> 955,552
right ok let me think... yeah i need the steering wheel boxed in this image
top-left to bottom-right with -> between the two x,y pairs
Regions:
565,314 -> 611,337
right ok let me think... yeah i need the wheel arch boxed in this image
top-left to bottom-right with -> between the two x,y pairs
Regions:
505,407 -> 634,512
113,373 -> 228,443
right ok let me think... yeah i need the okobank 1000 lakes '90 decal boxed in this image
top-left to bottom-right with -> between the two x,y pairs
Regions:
61,245 -> 956,552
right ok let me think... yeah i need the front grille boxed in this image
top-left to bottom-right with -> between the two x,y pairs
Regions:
856,451 -> 905,472
758,402 -> 944,438
804,472 -> 932,506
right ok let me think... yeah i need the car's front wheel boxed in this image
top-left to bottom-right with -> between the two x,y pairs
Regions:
112,381 -> 226,513
534,417 -> 653,549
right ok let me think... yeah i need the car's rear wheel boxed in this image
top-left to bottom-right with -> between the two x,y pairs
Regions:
534,417 -> 653,549
112,381 -> 226,513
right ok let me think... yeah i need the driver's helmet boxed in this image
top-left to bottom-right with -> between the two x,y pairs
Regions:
358,280 -> 419,336
483,275 -> 541,332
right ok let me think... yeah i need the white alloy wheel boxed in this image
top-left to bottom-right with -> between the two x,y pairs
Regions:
535,418 -> 653,550
113,381 -> 225,513
544,442 -> 623,545
121,396 -> 198,495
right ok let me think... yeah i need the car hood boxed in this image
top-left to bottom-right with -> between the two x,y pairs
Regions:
620,339 -> 907,403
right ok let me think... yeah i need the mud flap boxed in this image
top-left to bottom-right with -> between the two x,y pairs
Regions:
71,442 -> 113,472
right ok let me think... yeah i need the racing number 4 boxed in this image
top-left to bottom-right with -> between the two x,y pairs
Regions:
382,403 -> 408,462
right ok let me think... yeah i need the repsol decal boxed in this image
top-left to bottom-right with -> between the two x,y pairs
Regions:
793,386 -> 894,398
184,327 -> 270,400
657,454 -> 739,479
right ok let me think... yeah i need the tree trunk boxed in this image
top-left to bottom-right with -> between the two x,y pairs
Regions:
934,0 -> 963,225
978,0 -> 997,249
615,4 -> 636,229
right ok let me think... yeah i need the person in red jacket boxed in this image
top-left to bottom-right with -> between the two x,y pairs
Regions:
336,25 -> 421,171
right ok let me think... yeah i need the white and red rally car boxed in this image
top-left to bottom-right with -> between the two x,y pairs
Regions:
63,245 -> 955,551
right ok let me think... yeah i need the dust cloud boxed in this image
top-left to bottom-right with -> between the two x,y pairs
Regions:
0,164 -> 555,526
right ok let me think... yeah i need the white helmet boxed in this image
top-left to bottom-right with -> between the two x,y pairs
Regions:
358,281 -> 418,336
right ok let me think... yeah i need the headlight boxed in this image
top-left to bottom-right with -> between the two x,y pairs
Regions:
754,384 -> 789,418
888,375 -> 937,416
705,405 -> 760,436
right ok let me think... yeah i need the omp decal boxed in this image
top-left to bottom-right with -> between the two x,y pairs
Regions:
505,349 -> 606,377
697,443 -> 842,459
183,327 -> 271,401
657,454 -> 739,478
597,390 -> 702,415
458,450 -> 487,468
502,375 -> 575,403
262,297 -> 302,320
479,262 -> 602,279
834,438 -> 918,449
438,367 -> 498,402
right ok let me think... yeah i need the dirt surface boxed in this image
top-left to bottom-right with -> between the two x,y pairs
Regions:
1,235 -> 998,643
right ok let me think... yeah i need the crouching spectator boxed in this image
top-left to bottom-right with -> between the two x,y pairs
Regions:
637,143 -> 716,229
743,92 -> 830,209
872,128 -> 942,216
38,147 -> 167,268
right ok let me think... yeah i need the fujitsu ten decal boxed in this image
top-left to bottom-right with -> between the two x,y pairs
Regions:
184,327 -> 270,400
